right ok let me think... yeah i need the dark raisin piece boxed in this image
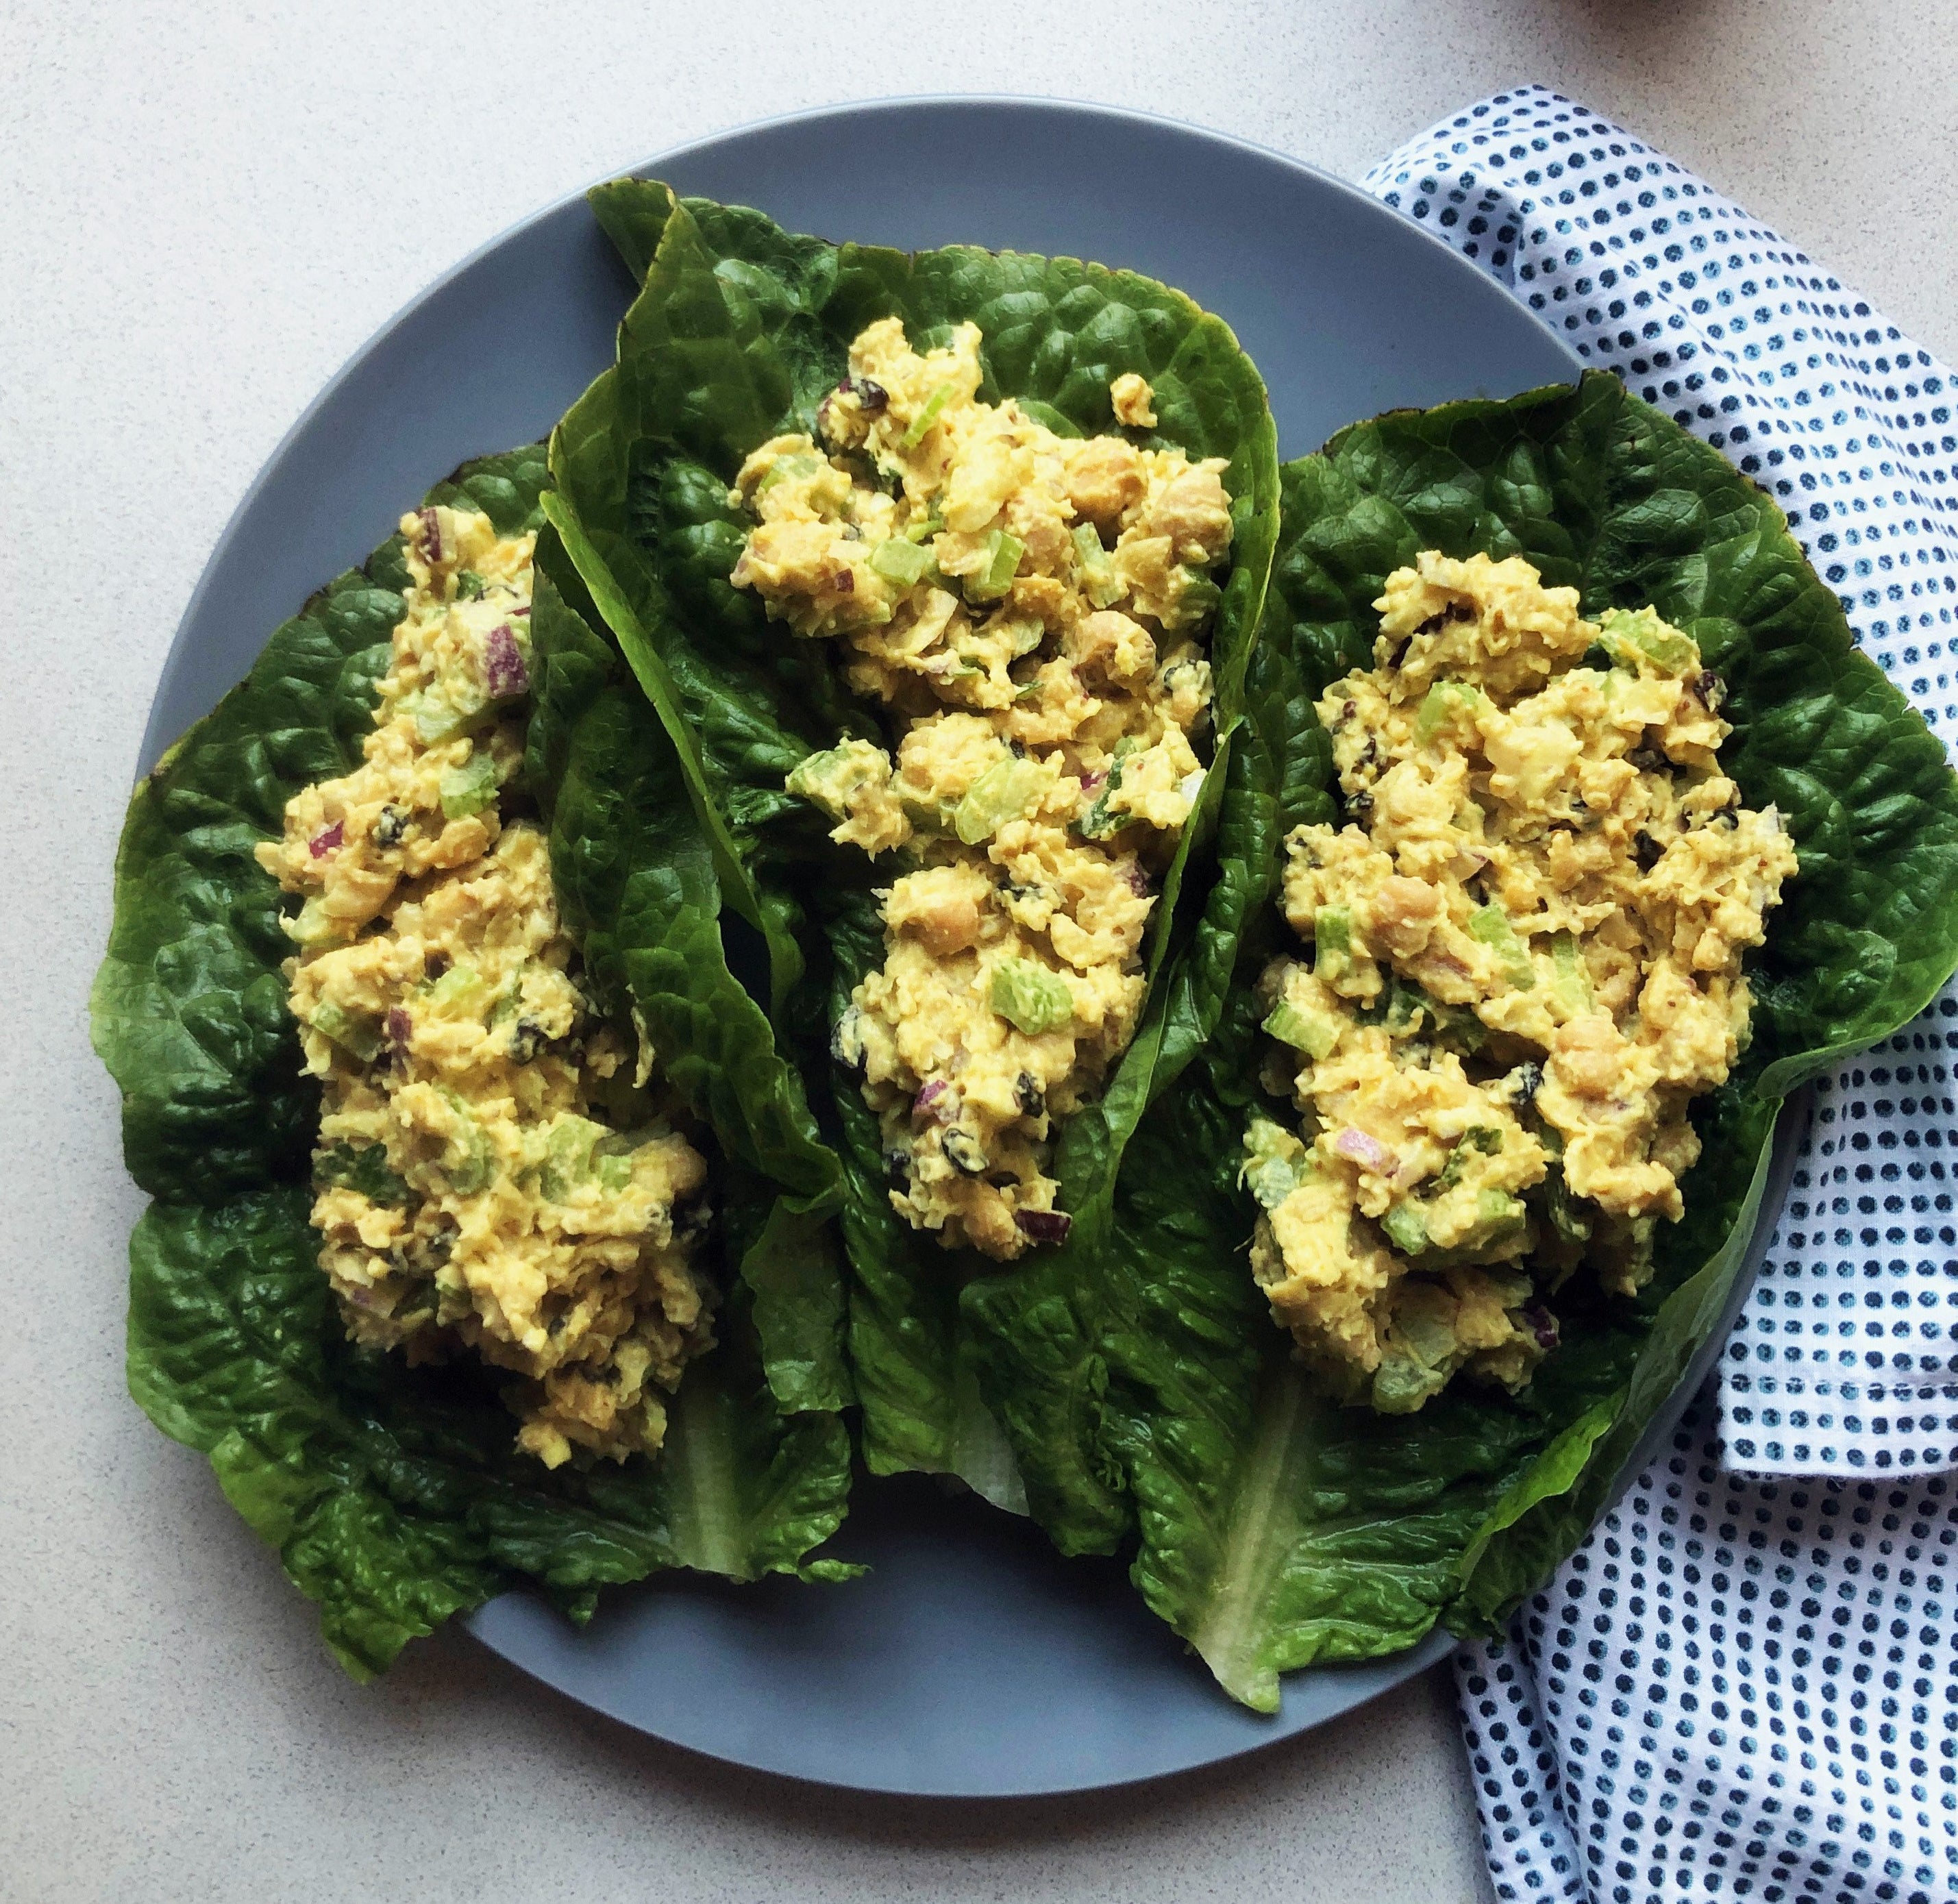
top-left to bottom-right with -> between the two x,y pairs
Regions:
856,377 -> 889,413
1509,1060 -> 1544,1104
1627,745 -> 1672,774
883,1147 -> 912,1188
1690,669 -> 1726,712
1633,830 -> 1664,871
1522,1304 -> 1560,1350
373,803 -> 411,848
942,1129 -> 987,1176
1015,1209 -> 1072,1246
1015,1072 -> 1045,1117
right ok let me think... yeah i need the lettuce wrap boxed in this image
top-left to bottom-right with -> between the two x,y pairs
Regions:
544,182 -> 1281,1501
970,372 -> 1958,1708
92,448 -> 854,1677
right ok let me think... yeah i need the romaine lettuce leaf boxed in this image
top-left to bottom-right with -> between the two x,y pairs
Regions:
92,449 -> 852,1675
548,182 -> 1281,1491
1008,374 -> 1958,1707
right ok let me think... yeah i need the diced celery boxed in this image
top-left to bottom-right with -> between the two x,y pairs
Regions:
1596,606 -> 1699,676
965,529 -> 1026,602
756,449 -> 823,494
595,1151 -> 634,1194
1416,680 -> 1481,741
869,538 -> 933,586
438,1091 -> 495,1196
1070,523 -> 1123,608
1240,1116 -> 1313,1210
438,749 -> 499,819
1163,566 -> 1222,632
426,964 -> 489,1017
307,999 -> 384,1064
1380,1202 -> 1430,1254
542,1115 -> 608,1201
1372,1353 -> 1448,1414
900,382 -> 956,449
1549,929 -> 1592,1015
902,514 -> 944,543
787,740 -> 889,824
1313,905 -> 1353,983
988,959 -> 1074,1037
1263,999 -> 1341,1061
1469,904 -> 1535,990
1476,1188 -> 1527,1232
956,755 -> 1050,845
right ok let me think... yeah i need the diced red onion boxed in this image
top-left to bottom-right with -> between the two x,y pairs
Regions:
512,605 -> 530,618
1123,862 -> 1150,897
1333,1126 -> 1397,1174
1522,1304 -> 1560,1350
386,1006 -> 412,1052
484,623 -> 530,698
835,569 -> 855,595
912,1080 -> 951,1123
1081,771 -> 1106,793
308,820 -> 343,858
418,506 -> 443,565
1015,1209 -> 1072,1246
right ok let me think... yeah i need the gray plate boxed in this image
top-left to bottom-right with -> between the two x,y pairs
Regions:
141,96 -> 1794,1798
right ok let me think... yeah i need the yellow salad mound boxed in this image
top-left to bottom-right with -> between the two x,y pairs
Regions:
731,317 -> 1235,1259
1244,549 -> 1798,1414
256,504 -> 713,1467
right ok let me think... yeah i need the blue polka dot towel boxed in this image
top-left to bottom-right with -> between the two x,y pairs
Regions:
1361,87 -> 1958,1903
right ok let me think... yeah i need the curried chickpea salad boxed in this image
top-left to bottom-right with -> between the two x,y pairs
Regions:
258,505 -> 715,1468
1244,550 -> 1798,1414
730,318 -> 1235,1260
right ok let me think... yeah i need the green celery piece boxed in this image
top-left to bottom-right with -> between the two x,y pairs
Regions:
900,381 -> 955,449
1380,1201 -> 1429,1254
438,750 -> 499,819
542,1114 -> 608,1200
955,755 -> 1049,844
426,964 -> 488,1017
1598,604 -> 1698,675
1469,905 -> 1535,990
1313,904 -> 1353,983
306,999 -> 383,1065
989,959 -> 1074,1036
965,529 -> 1026,602
1261,998 -> 1339,1060
1415,680 -> 1480,741
1550,930 -> 1591,1015
1240,1116 -> 1312,1211
869,538 -> 932,586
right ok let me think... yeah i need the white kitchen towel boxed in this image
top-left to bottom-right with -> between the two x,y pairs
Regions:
1359,88 -> 1958,1903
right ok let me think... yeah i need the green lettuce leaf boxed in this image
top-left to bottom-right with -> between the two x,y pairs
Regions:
1022,373 -> 1958,1707
92,449 -> 852,1674
549,182 -> 1280,1492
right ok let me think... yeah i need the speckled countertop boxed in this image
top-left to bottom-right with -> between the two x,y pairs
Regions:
7,3 -> 1952,1897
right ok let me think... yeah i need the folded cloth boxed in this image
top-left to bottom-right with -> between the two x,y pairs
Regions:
1360,86 -> 1958,1903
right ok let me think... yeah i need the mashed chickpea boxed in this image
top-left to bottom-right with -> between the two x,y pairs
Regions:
1246,549 -> 1797,1412
730,319 -> 1234,1257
